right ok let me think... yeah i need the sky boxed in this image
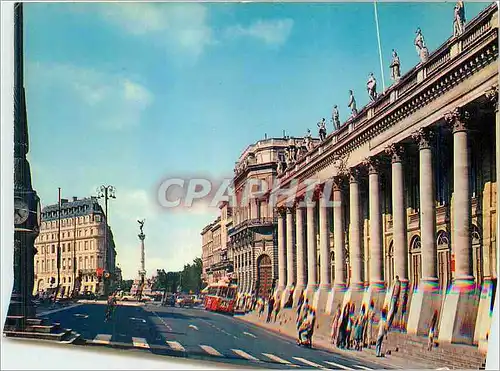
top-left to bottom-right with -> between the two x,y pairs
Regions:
23,1 -> 490,279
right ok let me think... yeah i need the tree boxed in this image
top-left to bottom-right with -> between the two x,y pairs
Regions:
179,257 -> 203,294
121,279 -> 134,292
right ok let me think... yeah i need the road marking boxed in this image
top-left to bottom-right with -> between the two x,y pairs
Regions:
324,361 -> 354,370
129,317 -> 146,323
132,337 -> 150,349
436,368 -> 450,370
262,353 -> 298,366
232,349 -> 260,361
189,325 -> 199,331
200,345 -> 222,356
243,331 -> 256,338
294,357 -> 326,369
93,334 -> 112,345
151,311 -> 172,331
167,341 -> 185,352
354,366 -> 372,370
74,314 -> 88,318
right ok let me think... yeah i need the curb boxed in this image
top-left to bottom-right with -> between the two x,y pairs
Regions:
37,303 -> 83,317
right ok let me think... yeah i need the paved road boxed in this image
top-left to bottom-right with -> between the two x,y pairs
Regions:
39,303 -> 390,370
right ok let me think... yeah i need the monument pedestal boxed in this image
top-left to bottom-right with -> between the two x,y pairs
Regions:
407,279 -> 442,336
438,279 -> 479,345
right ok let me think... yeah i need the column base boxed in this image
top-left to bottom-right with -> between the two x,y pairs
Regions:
313,286 -> 330,312
474,278 -> 497,348
342,283 -> 366,313
293,285 -> 306,307
362,281 -> 386,313
438,278 -> 480,345
382,280 -> 410,331
274,286 -> 285,303
326,284 -> 347,315
407,278 -> 442,336
281,286 -> 294,308
303,285 -> 317,304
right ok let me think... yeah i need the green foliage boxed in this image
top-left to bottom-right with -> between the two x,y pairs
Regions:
154,257 -> 203,294
120,279 -> 134,292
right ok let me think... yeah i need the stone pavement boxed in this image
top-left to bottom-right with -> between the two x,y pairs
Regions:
236,308 -> 445,370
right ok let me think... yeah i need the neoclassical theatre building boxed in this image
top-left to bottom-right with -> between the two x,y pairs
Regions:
267,3 -> 498,348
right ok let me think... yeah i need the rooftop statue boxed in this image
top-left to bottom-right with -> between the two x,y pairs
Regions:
305,129 -> 314,151
317,118 -> 327,141
453,1 -> 466,37
390,49 -> 401,82
348,90 -> 357,117
137,219 -> 145,235
367,73 -> 378,102
415,28 -> 429,63
332,105 -> 340,131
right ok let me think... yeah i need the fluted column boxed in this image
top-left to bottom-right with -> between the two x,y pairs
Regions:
386,144 -> 409,282
276,208 -> 287,296
304,200 -> 318,299
286,206 -> 296,288
349,168 -> 364,289
319,194 -> 331,289
413,128 -> 438,288
366,158 -> 384,287
445,108 -> 474,286
333,177 -> 347,289
295,204 -> 307,302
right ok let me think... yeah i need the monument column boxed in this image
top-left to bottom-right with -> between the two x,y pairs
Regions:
282,206 -> 297,306
343,168 -> 365,309
304,199 -> 318,301
407,128 -> 440,335
294,202 -> 307,306
314,190 -> 331,311
326,176 -> 347,314
275,208 -> 287,300
440,107 -> 479,344
362,157 -> 386,310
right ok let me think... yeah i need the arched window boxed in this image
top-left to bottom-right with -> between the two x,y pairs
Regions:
410,235 -> 422,290
437,230 -> 450,246
471,224 -> 483,286
386,241 -> 395,287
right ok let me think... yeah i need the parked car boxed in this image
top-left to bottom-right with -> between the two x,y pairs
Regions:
163,294 -> 175,307
120,294 -> 137,301
176,295 -> 194,307
140,295 -> 153,303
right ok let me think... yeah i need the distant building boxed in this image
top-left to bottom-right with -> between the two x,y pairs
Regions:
33,196 -> 117,296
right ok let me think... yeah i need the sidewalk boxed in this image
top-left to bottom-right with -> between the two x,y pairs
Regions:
236,309 -> 436,370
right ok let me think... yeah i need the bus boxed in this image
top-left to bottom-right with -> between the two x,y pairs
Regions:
203,281 -> 238,314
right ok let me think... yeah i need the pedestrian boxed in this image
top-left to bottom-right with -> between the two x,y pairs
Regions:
273,298 -> 281,323
354,309 -> 366,351
376,307 -> 389,357
337,304 -> 349,348
296,294 -> 305,324
267,296 -> 275,323
388,276 -> 401,329
428,310 -> 438,351
330,305 -> 341,346
297,309 -> 312,346
346,303 -> 356,349
364,301 -> 375,348
308,308 -> 317,347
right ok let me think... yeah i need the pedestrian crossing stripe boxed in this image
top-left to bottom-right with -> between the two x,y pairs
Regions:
132,337 -> 149,349
293,357 -> 327,369
324,360 -> 354,370
231,349 -> 260,361
166,341 -> 185,352
200,345 -> 222,357
354,366 -> 373,370
93,334 -> 112,344
262,353 -> 298,366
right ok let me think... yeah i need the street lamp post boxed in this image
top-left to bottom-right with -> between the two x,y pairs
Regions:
97,185 -> 116,296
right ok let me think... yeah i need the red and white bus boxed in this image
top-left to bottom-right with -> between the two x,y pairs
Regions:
203,281 -> 238,314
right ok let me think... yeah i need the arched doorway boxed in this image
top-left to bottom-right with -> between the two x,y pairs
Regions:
409,235 -> 422,291
437,230 -> 451,292
257,254 -> 272,299
386,241 -> 395,287
37,279 -> 44,293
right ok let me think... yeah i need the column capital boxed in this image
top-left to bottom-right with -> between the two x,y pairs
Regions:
385,143 -> 405,163
444,107 -> 470,134
349,167 -> 361,183
274,206 -> 287,216
332,176 -> 344,191
361,157 -> 380,175
286,206 -> 295,214
485,85 -> 499,112
411,127 -> 434,150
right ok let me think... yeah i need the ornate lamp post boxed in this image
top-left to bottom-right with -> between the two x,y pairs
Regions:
6,2 -> 41,329
97,185 -> 116,296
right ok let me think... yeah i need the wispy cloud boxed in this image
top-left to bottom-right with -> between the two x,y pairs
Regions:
28,62 -> 153,130
225,19 -> 294,46
96,3 -> 214,59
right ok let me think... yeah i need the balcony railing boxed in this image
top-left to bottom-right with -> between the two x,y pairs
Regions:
228,217 -> 276,235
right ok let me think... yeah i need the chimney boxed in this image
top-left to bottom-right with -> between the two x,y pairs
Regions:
61,198 -> 69,204
72,196 -> 78,202
264,133 -> 267,139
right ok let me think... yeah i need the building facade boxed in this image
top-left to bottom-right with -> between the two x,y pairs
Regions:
268,3 -> 497,350
33,196 -> 117,296
228,136 -> 320,299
